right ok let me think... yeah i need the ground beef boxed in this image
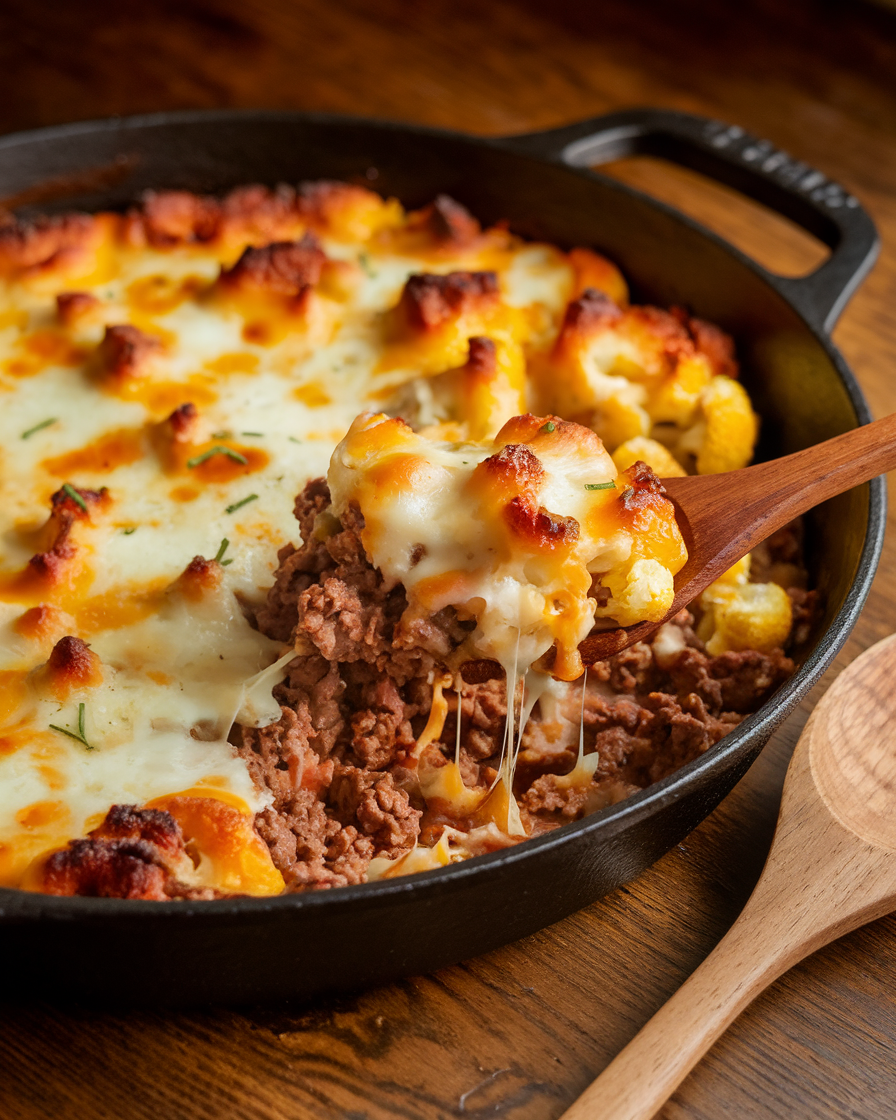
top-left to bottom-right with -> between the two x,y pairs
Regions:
243,477 -> 803,889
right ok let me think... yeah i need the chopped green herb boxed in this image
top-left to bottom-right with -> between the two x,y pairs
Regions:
122,527 -> 137,535
214,538 -> 232,565
540,421 -> 556,434
49,703 -> 94,750
211,429 -> 233,440
241,431 -> 263,438
187,445 -> 248,469
288,436 -> 303,445
61,482 -> 89,512
225,493 -> 258,515
21,417 -> 57,440
584,481 -> 616,491
358,252 -> 377,277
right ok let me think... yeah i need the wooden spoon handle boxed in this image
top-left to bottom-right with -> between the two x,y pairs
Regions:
559,736 -> 896,1120
557,885 -> 795,1120
665,410 -> 896,589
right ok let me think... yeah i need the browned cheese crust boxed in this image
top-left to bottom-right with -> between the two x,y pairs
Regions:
26,805 -> 224,901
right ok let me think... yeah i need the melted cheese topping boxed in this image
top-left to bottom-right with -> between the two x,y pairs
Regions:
0,184 -> 749,894
328,411 -> 686,682
0,192 -> 583,890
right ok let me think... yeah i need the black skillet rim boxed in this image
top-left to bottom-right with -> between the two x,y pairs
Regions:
0,108 -> 885,923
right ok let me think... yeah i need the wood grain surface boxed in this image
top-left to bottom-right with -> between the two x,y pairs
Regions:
2,1 -> 896,1117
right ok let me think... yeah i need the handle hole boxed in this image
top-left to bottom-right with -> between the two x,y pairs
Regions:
595,155 -> 830,279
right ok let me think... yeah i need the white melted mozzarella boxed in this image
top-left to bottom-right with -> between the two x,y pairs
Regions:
0,228 -> 576,884
327,413 -> 619,678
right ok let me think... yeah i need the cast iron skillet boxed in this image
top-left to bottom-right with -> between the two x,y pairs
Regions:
0,108 -> 884,1005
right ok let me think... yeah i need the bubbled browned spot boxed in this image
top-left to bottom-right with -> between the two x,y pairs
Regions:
296,180 -> 379,229
92,804 -> 185,862
559,287 -> 623,335
398,271 -> 499,332
29,485 -> 108,581
464,336 -> 497,380
99,324 -> 163,384
503,495 -> 580,549
672,307 -> 740,378
217,234 -> 326,298
56,290 -> 101,327
28,804 -> 233,900
0,212 -> 98,274
171,555 -> 224,601
45,635 -> 103,691
480,442 -> 546,491
165,401 -> 200,443
38,838 -> 171,899
128,190 -> 221,247
618,460 -> 667,512
218,183 -> 300,242
419,194 -> 481,247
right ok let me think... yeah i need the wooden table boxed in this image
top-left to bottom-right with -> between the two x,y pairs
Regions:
2,1 -> 896,1116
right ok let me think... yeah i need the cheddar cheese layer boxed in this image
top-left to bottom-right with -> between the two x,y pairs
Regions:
0,183 -> 770,897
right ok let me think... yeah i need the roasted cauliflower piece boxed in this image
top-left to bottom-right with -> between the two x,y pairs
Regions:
383,334 -> 526,441
612,436 -> 687,478
673,374 -> 759,475
697,556 -> 792,655
535,289 -> 756,474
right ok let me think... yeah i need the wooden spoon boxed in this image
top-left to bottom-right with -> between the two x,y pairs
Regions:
462,411 -> 896,683
579,410 -> 896,664
559,631 -> 896,1120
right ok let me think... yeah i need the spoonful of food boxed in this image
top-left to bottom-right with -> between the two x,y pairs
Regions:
332,408 -> 894,686
460,411 -> 896,686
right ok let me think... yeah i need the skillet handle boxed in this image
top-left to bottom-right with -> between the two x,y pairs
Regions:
499,108 -> 879,335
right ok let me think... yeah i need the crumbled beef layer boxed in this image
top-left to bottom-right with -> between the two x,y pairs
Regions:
240,479 -> 801,891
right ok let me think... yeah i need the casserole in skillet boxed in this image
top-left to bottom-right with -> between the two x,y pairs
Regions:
0,107 -> 882,1002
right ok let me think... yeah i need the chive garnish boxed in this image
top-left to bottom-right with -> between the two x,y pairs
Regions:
358,252 -> 376,277
62,482 -> 89,512
288,436 -> 302,444
211,429 -> 233,440
226,493 -> 259,515
187,446 -> 248,469
241,431 -> 263,437
21,418 -> 56,439
122,527 -> 137,535
540,421 -> 556,434
585,481 -> 616,491
50,703 -> 94,750
214,538 -> 234,566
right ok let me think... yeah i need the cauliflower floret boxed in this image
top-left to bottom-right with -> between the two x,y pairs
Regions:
699,579 -> 792,656
675,375 -> 758,475
648,352 -> 713,427
595,558 -> 676,627
612,436 -> 687,478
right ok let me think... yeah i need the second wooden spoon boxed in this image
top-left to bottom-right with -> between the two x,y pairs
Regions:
559,631 -> 896,1120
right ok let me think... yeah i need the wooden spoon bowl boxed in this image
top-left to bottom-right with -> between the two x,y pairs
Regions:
559,632 -> 896,1120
